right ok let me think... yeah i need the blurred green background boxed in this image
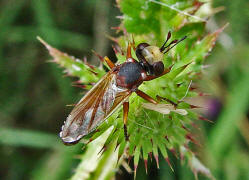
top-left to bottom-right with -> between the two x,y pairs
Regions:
0,0 -> 248,180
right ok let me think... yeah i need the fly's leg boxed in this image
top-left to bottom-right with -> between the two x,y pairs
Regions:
123,101 -> 129,141
131,34 -> 136,51
145,62 -> 192,81
135,90 -> 158,104
92,50 -> 115,69
92,51 -> 114,69
144,65 -> 173,81
104,56 -> 115,69
136,89 -> 178,108
126,43 -> 132,59
126,42 -> 136,62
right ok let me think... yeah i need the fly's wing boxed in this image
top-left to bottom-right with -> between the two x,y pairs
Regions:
60,71 -> 132,144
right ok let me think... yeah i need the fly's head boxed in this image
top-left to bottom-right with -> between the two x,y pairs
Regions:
136,43 -> 164,76
136,32 -> 187,76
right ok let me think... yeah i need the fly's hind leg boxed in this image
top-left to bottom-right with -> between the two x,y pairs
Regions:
135,89 -> 178,108
123,101 -> 129,141
135,89 -> 158,104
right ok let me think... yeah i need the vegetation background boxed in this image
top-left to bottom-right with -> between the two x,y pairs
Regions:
0,0 -> 248,180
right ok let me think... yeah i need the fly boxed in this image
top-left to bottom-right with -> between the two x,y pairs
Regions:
60,32 -> 187,144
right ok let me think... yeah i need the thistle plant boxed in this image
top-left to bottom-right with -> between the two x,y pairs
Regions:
39,0 -> 224,179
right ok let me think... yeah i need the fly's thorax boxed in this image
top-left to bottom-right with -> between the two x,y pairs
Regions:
116,62 -> 144,89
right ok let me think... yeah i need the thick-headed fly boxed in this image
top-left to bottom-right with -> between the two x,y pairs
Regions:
60,32 -> 187,144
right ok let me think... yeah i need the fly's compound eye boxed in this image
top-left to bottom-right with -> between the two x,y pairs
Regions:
136,43 -> 150,51
152,61 -> 164,76
136,43 -> 150,62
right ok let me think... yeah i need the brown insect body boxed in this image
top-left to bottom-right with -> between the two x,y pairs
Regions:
60,32 -> 187,144
116,61 -> 145,90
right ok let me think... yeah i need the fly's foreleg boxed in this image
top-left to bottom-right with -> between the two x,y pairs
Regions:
144,66 -> 173,81
123,101 -> 129,141
145,63 -> 192,81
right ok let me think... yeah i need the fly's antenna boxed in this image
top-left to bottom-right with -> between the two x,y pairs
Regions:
164,35 -> 187,54
160,31 -> 172,52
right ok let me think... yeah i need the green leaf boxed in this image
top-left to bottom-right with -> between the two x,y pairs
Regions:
0,127 -> 58,148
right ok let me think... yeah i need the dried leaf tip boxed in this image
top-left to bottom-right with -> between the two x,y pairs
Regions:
189,156 -> 215,180
37,36 -> 51,50
144,159 -> 148,174
165,157 -> 174,172
91,50 -> 104,62
154,155 -> 159,168
134,165 -> 137,179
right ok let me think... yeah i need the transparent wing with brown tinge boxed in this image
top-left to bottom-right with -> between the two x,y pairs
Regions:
60,71 -> 132,144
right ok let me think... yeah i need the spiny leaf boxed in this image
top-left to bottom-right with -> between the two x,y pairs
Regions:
134,145 -> 141,178
37,37 -> 105,85
71,127 -> 114,180
185,148 -> 215,180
